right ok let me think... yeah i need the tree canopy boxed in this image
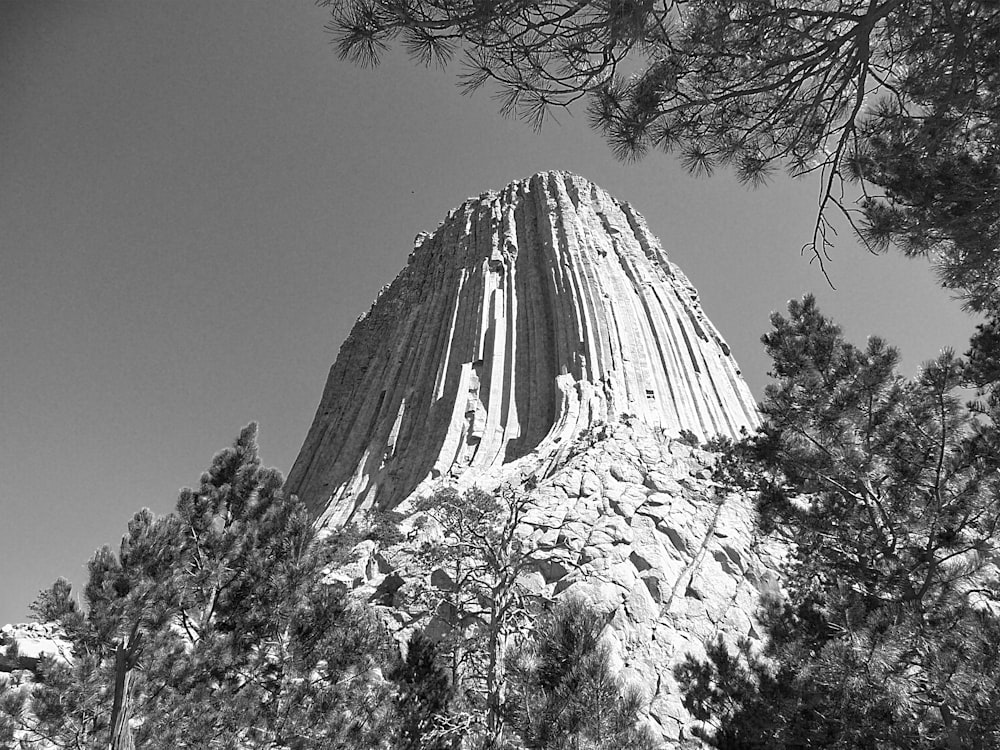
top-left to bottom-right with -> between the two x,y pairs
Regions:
406,485 -> 541,747
1,434 -> 669,749
4,425 -> 399,750
323,0 -> 999,303
676,296 -> 1000,748
504,597 -> 660,750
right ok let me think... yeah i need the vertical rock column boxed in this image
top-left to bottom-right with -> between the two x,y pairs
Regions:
285,172 -> 759,526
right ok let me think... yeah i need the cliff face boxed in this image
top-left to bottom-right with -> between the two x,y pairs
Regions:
287,172 -> 758,528
289,173 -> 779,745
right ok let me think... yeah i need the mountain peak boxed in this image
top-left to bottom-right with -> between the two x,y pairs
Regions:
287,173 -> 758,526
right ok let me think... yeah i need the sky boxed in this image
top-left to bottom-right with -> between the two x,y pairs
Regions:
0,1 -> 978,625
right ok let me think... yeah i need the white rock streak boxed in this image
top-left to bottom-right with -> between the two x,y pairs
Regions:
286,172 -> 759,526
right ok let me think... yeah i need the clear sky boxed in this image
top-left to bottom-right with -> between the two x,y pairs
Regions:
0,1 -> 977,625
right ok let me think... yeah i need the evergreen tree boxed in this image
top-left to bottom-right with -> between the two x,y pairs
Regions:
676,296 -> 1000,748
968,315 -> 1000,405
28,578 -> 78,625
5,424 -> 399,749
0,690 -> 18,749
407,483 -> 541,747
504,598 -> 661,750
392,631 -> 454,750
17,507 -> 182,749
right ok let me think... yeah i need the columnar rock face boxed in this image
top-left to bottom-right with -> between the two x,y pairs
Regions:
287,171 -> 758,528
289,172 -> 778,745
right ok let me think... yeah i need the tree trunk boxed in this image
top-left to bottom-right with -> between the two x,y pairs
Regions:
108,641 -> 135,750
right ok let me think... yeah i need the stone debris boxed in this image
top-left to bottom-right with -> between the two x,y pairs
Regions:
338,424 -> 784,744
0,622 -> 72,672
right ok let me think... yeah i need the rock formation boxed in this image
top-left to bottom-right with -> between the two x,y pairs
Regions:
287,171 -> 759,529
0,623 -> 72,674
288,172 -> 779,745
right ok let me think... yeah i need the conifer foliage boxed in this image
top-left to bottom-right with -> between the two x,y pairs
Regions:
2,437 -> 665,750
676,296 -> 1000,748
5,424 -> 398,749
322,0 -> 998,292
391,631 -> 454,750
407,485 -> 541,747
504,598 -> 660,750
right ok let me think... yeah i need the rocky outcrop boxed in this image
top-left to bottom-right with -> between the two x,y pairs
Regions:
0,622 -> 72,673
288,172 -> 777,745
287,171 -> 758,529
342,423 -> 782,744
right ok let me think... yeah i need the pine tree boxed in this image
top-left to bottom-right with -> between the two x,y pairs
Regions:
407,483 -> 541,747
392,631 -> 454,750
6,424 -> 400,750
676,296 -> 1000,748
504,598 -> 661,750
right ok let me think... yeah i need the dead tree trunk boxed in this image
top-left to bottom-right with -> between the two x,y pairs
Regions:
108,631 -> 141,750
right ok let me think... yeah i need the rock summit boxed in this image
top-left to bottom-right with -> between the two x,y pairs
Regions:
288,172 -> 780,744
287,171 -> 759,528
